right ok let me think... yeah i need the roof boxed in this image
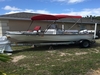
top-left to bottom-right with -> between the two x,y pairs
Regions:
0,12 -> 38,20
0,12 -> 100,24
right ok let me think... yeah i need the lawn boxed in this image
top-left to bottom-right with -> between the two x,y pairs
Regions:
0,39 -> 100,75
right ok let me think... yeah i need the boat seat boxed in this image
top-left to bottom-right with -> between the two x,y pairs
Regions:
28,26 -> 41,32
33,26 -> 41,32
45,29 -> 57,34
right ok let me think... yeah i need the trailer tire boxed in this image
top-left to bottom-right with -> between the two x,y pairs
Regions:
79,40 -> 90,48
97,30 -> 100,38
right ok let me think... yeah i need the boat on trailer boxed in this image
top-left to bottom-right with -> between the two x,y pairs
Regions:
6,14 -> 95,48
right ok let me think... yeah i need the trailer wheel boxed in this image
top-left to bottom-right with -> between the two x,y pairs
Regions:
79,40 -> 90,48
97,30 -> 100,38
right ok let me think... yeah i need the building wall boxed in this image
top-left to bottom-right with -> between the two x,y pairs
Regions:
7,19 -> 81,31
8,20 -> 52,31
0,20 -> 9,36
0,18 -> 99,38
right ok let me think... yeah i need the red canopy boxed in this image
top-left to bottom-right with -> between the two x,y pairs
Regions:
31,14 -> 82,20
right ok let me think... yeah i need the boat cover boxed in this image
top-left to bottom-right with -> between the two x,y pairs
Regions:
31,14 -> 82,20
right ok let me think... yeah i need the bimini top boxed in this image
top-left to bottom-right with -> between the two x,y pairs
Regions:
31,14 -> 82,20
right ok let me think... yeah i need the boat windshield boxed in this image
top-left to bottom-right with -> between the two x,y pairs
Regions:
49,24 -> 58,29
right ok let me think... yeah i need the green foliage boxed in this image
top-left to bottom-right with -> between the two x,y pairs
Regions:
0,54 -> 11,62
0,54 -> 11,75
95,16 -> 100,20
0,72 -> 7,75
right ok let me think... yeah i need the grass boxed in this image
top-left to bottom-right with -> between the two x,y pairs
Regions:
0,39 -> 100,75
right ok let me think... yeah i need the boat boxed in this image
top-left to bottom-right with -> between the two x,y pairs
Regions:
6,14 -> 95,48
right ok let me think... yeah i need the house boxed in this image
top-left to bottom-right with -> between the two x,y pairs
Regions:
0,12 -> 100,36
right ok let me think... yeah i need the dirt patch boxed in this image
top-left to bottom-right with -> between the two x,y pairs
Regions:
47,50 -> 56,53
86,69 -> 100,75
60,52 -> 66,56
12,55 -> 26,63
75,52 -> 88,56
94,49 -> 99,53
59,52 -> 72,57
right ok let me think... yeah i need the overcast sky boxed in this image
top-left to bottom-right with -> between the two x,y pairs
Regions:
0,0 -> 100,17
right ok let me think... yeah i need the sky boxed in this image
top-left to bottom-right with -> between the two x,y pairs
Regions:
0,0 -> 100,17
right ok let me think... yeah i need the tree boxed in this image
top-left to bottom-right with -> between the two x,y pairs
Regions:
95,16 -> 100,20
